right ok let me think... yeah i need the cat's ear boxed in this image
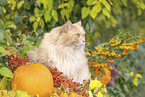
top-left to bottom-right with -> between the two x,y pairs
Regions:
75,20 -> 82,26
63,20 -> 72,32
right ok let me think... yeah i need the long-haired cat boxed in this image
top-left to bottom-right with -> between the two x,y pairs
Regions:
27,20 -> 89,83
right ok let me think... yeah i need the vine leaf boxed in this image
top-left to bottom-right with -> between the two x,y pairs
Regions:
0,67 -> 13,79
0,46 -> 10,55
44,10 -> 51,22
82,7 -> 90,19
100,0 -> 111,12
33,22 -> 38,30
102,8 -> 110,18
90,2 -> 102,19
52,10 -> 58,22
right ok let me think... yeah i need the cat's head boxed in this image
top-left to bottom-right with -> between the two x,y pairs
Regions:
58,20 -> 86,48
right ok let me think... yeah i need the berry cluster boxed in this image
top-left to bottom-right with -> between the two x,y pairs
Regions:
47,67 -> 89,97
6,47 -> 30,73
94,67 -> 111,85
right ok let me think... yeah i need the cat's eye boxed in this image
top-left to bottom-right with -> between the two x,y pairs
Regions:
75,34 -> 80,38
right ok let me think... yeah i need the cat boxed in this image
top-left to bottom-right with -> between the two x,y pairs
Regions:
27,20 -> 89,83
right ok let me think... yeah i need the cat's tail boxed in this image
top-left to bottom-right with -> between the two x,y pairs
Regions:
27,47 -> 38,62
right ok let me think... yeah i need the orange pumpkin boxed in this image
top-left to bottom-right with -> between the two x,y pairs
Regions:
59,92 -> 68,97
12,63 -> 54,97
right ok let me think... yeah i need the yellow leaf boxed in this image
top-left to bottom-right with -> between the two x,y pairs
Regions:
30,16 -> 36,21
33,22 -> 38,30
39,19 -> 44,28
100,0 -> 111,12
135,73 -> 142,78
90,2 -> 102,19
90,79 -> 102,89
93,1 -> 98,5
87,0 -> 94,5
97,92 -> 103,97
129,72 -> 134,77
94,2 -> 102,13
17,1 -> 24,9
133,78 -> 138,86
2,7 -> 6,13
90,9 -> 97,19
122,0 -> 127,7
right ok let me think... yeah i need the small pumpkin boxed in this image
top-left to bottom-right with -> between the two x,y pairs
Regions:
12,63 -> 54,97
59,92 -> 68,97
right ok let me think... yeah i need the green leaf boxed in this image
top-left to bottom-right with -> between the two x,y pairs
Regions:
90,9 -> 97,19
22,34 -> 27,45
33,22 -> 38,30
15,90 -> 31,97
82,7 -> 90,19
90,2 -> 102,19
65,9 -> 70,20
0,31 -> 4,42
0,0 -> 6,6
17,1 -> 24,9
100,0 -> 111,12
52,10 -> 58,22
47,0 -> 53,11
60,9 -> 70,20
87,0 -> 94,5
0,46 -> 10,55
137,9 -> 142,16
0,67 -> 13,79
68,0 -> 74,13
123,85 -> 129,93
29,16 -> 36,22
6,34 -> 13,45
102,8 -> 110,18
14,13 -> 23,24
60,9 -> 65,19
122,0 -> 127,7
34,7 -> 40,17
39,19 -> 44,28
0,77 -> 7,89
44,10 -> 51,22
2,7 -> 6,13
100,67 -> 105,74
7,24 -> 17,30
95,2 -> 102,13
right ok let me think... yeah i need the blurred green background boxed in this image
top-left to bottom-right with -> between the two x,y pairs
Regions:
0,0 -> 145,96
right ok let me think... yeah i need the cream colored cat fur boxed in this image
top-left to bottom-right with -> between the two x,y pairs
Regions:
27,20 -> 89,83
